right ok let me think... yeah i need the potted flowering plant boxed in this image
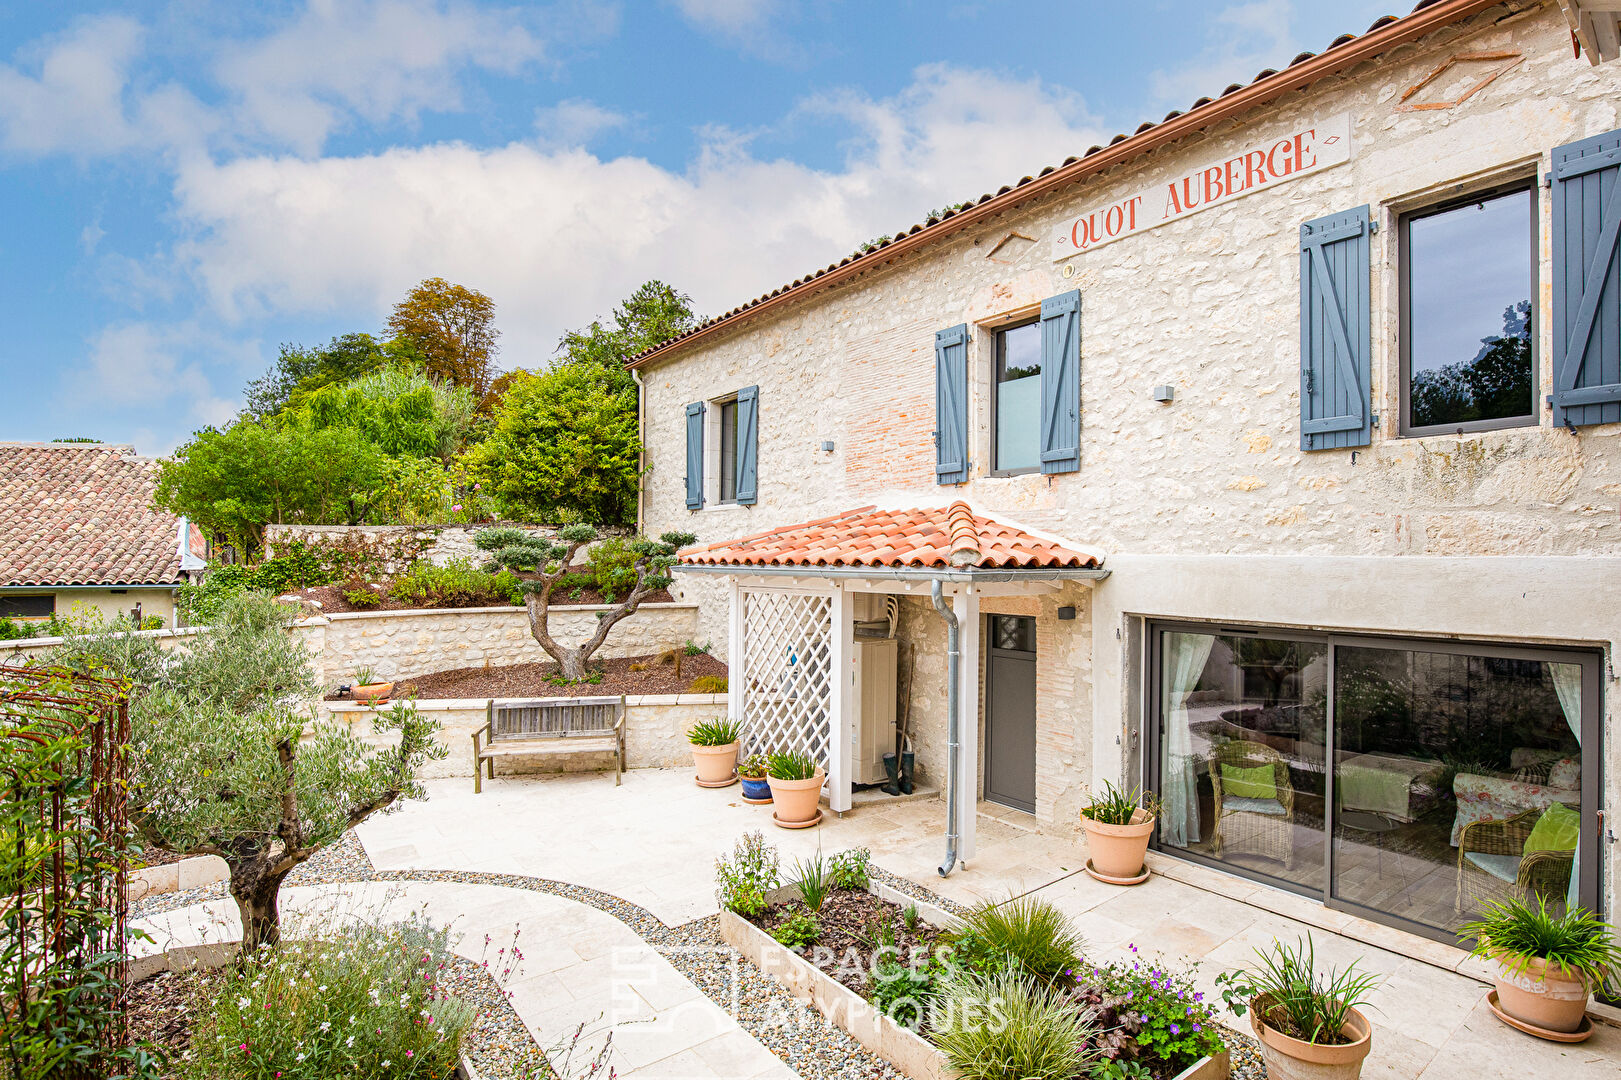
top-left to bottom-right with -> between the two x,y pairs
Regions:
1216,935 -> 1379,1080
738,754 -> 772,803
1079,780 -> 1161,885
1459,895 -> 1620,1038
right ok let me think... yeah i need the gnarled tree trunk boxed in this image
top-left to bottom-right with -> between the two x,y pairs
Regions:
229,851 -> 296,953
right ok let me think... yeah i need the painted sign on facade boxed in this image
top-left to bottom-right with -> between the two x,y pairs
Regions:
1052,113 -> 1354,259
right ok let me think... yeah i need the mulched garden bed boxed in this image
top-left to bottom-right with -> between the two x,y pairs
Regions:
288,571 -> 674,615
753,887 -> 944,999
327,652 -> 729,700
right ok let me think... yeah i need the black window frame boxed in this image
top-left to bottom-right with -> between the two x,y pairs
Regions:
0,594 -> 55,619
990,317 -> 1043,476
1398,179 -> 1540,438
1143,618 -> 1603,948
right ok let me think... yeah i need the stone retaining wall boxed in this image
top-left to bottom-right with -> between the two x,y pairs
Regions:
265,523 -> 630,571
323,693 -> 727,779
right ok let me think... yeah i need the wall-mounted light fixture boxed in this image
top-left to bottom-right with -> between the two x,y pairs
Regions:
820,440 -> 835,453
1152,385 -> 1175,403
1057,606 -> 1077,621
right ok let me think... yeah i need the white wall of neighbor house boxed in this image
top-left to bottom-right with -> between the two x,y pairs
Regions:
641,3 -> 1621,871
2,588 -> 180,629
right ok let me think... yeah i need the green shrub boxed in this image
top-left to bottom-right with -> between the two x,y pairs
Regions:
0,617 -> 39,640
587,536 -> 639,601
387,558 -> 522,608
715,830 -> 779,916
868,951 -> 945,1030
684,640 -> 710,656
181,912 -> 476,1079
772,908 -> 821,949
137,614 -> 166,630
934,967 -> 1097,1080
766,749 -> 817,781
687,717 -> 740,746
828,847 -> 872,890
343,585 -> 384,609
791,852 -> 829,912
687,675 -> 728,693
951,895 -> 1085,984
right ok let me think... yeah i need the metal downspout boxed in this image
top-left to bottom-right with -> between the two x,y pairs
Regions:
931,579 -> 960,876
631,367 -> 647,532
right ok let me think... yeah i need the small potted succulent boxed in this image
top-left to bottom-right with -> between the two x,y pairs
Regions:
765,750 -> 824,828
688,717 -> 741,787
1459,895 -> 1620,1039
738,754 -> 772,803
1217,936 -> 1379,1080
349,665 -> 393,705
1079,779 -> 1161,885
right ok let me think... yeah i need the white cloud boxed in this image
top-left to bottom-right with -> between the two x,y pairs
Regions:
164,64 -> 1105,368
215,0 -> 550,154
534,98 -> 629,148
1148,0 -> 1296,110
0,15 -> 145,157
79,322 -> 246,446
668,0 -> 800,61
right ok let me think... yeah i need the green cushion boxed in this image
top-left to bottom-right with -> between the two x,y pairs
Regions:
1221,763 -> 1277,802
1524,803 -> 1580,856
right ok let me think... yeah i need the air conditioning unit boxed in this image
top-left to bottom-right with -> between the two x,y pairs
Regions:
853,636 -> 898,785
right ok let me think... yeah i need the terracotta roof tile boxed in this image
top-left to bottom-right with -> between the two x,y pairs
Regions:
680,502 -> 1099,571
0,443 -> 190,587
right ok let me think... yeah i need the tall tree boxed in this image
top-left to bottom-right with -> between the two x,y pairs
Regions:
386,278 -> 500,401
557,279 -> 695,390
244,332 -> 418,418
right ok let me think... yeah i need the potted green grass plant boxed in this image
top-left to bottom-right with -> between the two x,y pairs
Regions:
1217,935 -> 1380,1080
1079,779 -> 1161,885
349,665 -> 393,705
765,749 -> 823,827
1459,895 -> 1620,1037
688,717 -> 741,787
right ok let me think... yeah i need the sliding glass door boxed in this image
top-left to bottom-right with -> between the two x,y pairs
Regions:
1149,623 -> 1600,943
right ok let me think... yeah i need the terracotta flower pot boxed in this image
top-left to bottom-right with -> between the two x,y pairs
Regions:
1080,806 -> 1155,881
691,742 -> 739,786
352,682 -> 393,705
1251,998 -> 1372,1080
1490,954 -> 1591,1034
767,769 -> 825,824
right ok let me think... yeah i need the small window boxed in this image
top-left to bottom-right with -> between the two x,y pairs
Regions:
1401,184 -> 1536,435
993,320 -> 1042,473
0,594 -> 54,620
718,399 -> 738,503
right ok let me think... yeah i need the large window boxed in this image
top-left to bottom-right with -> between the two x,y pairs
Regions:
1150,623 -> 1597,944
1401,183 -> 1537,435
992,320 -> 1042,473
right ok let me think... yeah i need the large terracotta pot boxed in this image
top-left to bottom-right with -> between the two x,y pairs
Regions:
691,742 -> 739,785
1491,954 -> 1591,1034
1251,997 -> 1372,1080
1081,807 -> 1155,881
352,682 -> 393,705
767,769 -> 825,824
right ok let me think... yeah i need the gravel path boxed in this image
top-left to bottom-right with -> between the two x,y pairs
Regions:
131,834 -> 1266,1080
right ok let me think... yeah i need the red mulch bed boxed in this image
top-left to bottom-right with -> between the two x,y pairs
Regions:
752,887 -> 945,999
327,652 -> 728,701
288,567 -> 672,614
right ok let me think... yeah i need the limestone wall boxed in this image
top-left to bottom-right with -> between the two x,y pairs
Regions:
264,523 -> 632,572
317,603 -> 700,685
323,693 -> 727,779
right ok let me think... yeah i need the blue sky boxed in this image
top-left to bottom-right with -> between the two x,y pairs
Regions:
0,0 -> 1395,454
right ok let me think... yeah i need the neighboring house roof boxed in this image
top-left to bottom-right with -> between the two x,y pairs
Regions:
0,442 -> 202,587
628,0 -> 1500,371
680,502 -> 1100,570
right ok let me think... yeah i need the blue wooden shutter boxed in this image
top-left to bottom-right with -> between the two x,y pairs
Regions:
684,401 -> 704,510
735,385 -> 758,505
1039,289 -> 1082,474
1299,205 -> 1372,451
934,324 -> 969,484
1552,127 -> 1621,428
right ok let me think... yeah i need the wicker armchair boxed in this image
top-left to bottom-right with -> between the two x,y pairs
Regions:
1455,804 -> 1576,916
1210,740 -> 1297,869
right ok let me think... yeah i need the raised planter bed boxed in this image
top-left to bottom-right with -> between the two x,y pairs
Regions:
719,880 -> 1230,1080
125,854 -> 228,903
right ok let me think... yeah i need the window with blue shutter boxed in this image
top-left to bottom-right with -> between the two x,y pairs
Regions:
1299,205 -> 1372,451
934,323 -> 970,484
684,401 -> 704,510
1039,289 -> 1082,474
735,385 -> 759,505
1552,127 -> 1621,428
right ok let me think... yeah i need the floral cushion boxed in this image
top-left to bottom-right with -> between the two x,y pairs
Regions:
1548,757 -> 1581,790
1451,773 -> 1581,847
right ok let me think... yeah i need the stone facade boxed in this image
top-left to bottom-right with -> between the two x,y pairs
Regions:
640,4 -> 1621,925
264,523 -> 630,572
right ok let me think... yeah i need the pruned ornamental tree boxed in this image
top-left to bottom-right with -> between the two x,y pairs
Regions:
125,593 -> 445,951
477,525 -> 695,681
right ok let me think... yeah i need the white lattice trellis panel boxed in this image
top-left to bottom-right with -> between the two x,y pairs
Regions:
739,590 -> 832,766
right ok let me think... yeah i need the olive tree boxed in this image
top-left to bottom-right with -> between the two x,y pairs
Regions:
125,593 -> 445,950
477,525 -> 695,681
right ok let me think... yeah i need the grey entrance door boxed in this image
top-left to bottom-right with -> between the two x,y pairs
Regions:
985,615 -> 1037,813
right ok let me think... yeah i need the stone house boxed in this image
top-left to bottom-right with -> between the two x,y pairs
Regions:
0,443 -> 206,629
630,0 -> 1621,949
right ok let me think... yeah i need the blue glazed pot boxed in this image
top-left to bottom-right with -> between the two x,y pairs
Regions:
740,776 -> 772,801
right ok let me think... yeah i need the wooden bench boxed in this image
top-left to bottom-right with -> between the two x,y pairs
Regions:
471,696 -> 625,792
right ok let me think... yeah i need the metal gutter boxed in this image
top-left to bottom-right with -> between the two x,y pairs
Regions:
625,0 -> 1500,372
673,563 -> 1111,583
1,583 -> 184,590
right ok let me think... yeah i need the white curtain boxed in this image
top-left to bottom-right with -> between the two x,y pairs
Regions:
1161,632 -> 1216,846
1550,662 -> 1583,910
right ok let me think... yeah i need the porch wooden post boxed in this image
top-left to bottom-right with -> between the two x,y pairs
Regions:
828,582 -> 854,813
952,587 -> 980,862
727,577 -> 745,740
